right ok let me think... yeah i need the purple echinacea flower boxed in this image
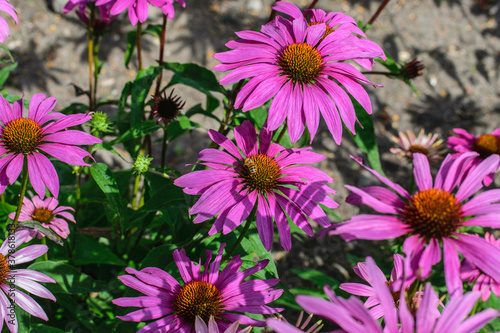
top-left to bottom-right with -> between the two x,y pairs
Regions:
95,0 -> 183,25
267,257 -> 499,333
8,195 -> 75,242
174,120 -> 338,251
0,93 -> 101,198
447,128 -> 500,186
214,3 -> 385,144
0,230 -> 56,333
113,243 -> 283,332
63,0 -> 118,30
328,152 -> 500,298
340,254 -> 415,319
0,0 -> 17,43
461,232 -> 500,302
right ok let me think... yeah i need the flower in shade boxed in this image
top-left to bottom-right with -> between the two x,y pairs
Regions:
0,93 -> 102,198
390,129 -> 447,163
401,58 -> 425,80
327,152 -> 500,298
113,243 -> 283,332
95,0 -> 175,26
447,128 -> 500,186
268,257 -> 499,333
174,120 -> 338,251
0,230 -> 56,332
151,90 -> 185,125
195,316 -> 252,333
340,254 -> 415,319
8,195 -> 75,242
0,0 -> 17,43
63,0 -> 118,31
461,232 -> 500,302
213,4 -> 385,144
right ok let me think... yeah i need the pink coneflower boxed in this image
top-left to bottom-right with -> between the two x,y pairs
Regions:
113,244 -> 283,332
272,1 -> 383,71
213,7 -> 385,144
447,128 -> 500,186
461,232 -> 500,302
95,0 -> 177,26
0,230 -> 56,332
195,316 -> 252,333
0,93 -> 101,198
0,0 -> 17,43
391,129 -> 447,163
63,0 -> 117,31
174,120 -> 338,250
8,195 -> 75,242
328,152 -> 500,297
269,257 -> 498,333
340,254 -> 415,319
151,90 -> 185,124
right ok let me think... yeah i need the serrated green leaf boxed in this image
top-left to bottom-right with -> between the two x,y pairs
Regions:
90,163 -> 127,229
131,66 -> 162,127
0,62 -> 17,88
73,234 -> 125,266
164,62 -> 223,95
348,97 -> 384,175
291,268 -> 340,289
28,261 -> 108,294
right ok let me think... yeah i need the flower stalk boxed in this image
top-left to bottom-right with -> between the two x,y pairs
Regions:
11,157 -> 29,231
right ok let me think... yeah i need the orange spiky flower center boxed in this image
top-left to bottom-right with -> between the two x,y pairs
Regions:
174,281 -> 223,323
2,118 -> 43,154
0,254 -> 10,285
278,43 -> 324,83
240,154 -> 281,192
473,134 -> 500,158
402,189 -> 463,240
32,208 -> 55,224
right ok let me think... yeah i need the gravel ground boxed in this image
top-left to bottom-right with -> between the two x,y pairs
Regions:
4,0 -> 500,325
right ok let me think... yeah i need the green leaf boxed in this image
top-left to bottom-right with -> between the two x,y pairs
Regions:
28,261 -> 108,294
131,66 -> 162,127
0,62 -> 17,88
185,103 -> 221,123
139,243 -> 178,269
124,30 -> 137,69
348,97 -> 385,175
90,163 -> 127,229
166,115 -> 201,141
30,324 -> 67,333
164,62 -> 223,95
291,268 -> 340,289
110,120 -> 160,145
73,234 -> 125,266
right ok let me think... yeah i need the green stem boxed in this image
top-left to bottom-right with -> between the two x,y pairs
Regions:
12,157 -> 29,231
161,125 -> 168,170
154,15 -> 168,97
93,35 -> 100,108
41,238 -> 48,261
276,121 -> 288,144
87,5 -> 95,111
131,173 -> 141,209
222,216 -> 254,261
137,22 -> 143,70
